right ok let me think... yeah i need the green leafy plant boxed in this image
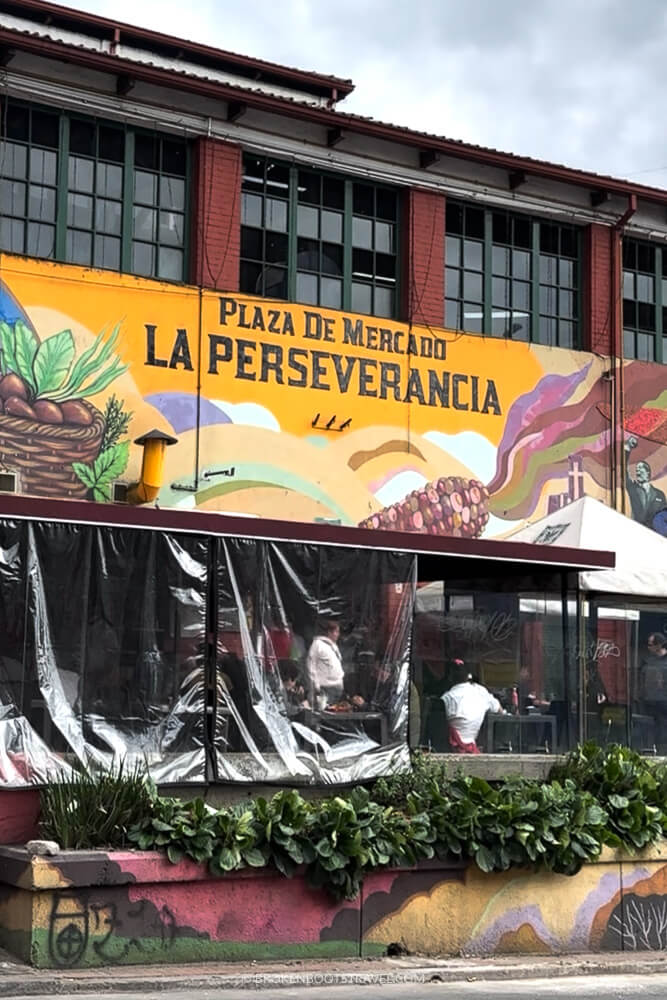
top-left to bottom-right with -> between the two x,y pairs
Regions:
0,320 -> 127,402
72,440 -> 130,501
550,742 -> 666,851
40,759 -> 154,850
129,795 -> 216,865
39,745 -> 667,902
373,749 -> 449,807
252,788 -> 315,878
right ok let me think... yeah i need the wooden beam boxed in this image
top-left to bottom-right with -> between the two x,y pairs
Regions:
227,101 -> 247,123
591,189 -> 611,208
419,149 -> 440,170
509,170 -> 526,190
116,74 -> 135,97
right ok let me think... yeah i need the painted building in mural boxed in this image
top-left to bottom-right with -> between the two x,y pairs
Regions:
0,0 -> 664,783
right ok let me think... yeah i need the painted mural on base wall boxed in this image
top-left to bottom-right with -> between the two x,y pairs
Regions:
0,254 -> 665,536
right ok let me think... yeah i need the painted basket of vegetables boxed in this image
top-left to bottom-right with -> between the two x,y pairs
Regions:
0,319 -> 128,499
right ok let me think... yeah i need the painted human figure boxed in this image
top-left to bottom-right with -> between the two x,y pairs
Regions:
624,436 -> 667,530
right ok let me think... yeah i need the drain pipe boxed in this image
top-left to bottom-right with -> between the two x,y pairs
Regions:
610,194 -> 637,511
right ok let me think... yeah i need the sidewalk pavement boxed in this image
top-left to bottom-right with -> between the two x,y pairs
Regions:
1,948 -> 667,996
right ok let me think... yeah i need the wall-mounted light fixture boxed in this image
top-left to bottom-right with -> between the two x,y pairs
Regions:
127,428 -> 178,505
311,414 -> 352,433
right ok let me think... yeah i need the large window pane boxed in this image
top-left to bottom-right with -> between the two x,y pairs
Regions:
0,179 -> 26,216
158,246 -> 184,281
27,222 -> 54,258
415,578 -> 575,754
66,228 -> 92,265
0,218 -> 24,252
240,154 -> 398,316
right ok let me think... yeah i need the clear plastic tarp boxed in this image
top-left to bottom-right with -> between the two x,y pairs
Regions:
0,517 -> 416,786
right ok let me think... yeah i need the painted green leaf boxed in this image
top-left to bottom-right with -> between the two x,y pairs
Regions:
72,462 -> 96,490
91,441 -> 130,487
33,329 -> 75,397
52,323 -> 124,400
0,322 -> 18,377
13,321 -> 38,392
92,483 -> 112,502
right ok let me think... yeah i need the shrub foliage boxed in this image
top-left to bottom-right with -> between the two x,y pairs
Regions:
39,744 -> 667,900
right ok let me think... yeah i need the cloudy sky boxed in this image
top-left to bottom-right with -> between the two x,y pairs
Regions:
51,0 -> 667,189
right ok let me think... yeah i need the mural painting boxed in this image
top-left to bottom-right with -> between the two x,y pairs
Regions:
4,848 -> 667,966
0,850 -> 361,967
361,855 -> 667,957
0,254 -> 665,536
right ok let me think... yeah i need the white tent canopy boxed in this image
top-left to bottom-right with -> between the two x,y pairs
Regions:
505,495 -> 667,598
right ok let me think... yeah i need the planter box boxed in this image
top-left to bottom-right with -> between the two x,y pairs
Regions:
1,844 -> 667,968
0,847 -> 363,968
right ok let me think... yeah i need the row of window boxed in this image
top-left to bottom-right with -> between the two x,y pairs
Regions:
0,98 -> 188,281
0,99 -> 664,361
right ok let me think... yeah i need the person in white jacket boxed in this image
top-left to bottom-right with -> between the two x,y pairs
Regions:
306,620 -> 344,708
442,673 -> 505,753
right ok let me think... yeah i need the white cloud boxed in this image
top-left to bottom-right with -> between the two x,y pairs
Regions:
423,430 -> 497,485
211,400 -> 280,432
375,470 -> 428,506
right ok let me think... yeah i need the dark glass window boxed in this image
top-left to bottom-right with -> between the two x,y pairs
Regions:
446,200 -> 581,348
240,154 -> 399,316
0,97 -> 189,281
622,237 -> 665,363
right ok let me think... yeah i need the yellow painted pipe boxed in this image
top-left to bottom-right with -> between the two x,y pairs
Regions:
126,431 -> 177,505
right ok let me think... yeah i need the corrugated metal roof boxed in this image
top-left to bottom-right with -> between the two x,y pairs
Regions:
0,0 -> 354,97
3,14 -> 667,201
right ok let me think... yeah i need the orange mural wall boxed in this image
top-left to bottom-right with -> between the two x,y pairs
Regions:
1,254 -> 665,538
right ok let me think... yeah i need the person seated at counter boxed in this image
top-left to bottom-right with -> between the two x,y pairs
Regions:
442,670 -> 506,754
278,660 -> 310,717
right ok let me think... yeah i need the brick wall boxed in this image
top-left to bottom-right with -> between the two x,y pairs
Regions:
583,223 -> 613,356
402,188 -> 446,327
189,137 -> 242,291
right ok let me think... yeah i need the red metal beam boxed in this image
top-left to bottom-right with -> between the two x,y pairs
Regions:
0,494 -> 614,571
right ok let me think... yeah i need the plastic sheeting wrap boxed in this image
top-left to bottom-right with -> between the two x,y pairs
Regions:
0,518 -> 416,786
0,519 -> 208,786
213,540 -> 415,784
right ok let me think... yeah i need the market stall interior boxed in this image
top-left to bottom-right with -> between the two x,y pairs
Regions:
0,495 -> 614,786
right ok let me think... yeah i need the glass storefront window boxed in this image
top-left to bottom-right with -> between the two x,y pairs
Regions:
413,576 -> 577,754
583,599 -> 667,754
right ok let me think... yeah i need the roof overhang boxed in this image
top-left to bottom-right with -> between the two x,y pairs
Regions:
2,7 -> 667,204
0,495 -> 615,578
0,0 -> 353,102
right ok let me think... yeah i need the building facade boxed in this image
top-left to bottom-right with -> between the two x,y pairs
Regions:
0,0 -> 664,780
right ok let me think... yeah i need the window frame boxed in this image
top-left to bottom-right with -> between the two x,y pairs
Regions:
622,236 -> 666,364
0,97 -> 191,283
445,200 -> 582,348
240,153 -> 401,319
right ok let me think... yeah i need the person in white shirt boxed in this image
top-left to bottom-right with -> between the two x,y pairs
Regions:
306,620 -> 344,708
441,673 -> 505,753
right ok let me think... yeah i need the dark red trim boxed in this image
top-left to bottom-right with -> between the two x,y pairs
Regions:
0,495 -> 614,571
1,0 -> 353,99
3,23 -> 667,205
